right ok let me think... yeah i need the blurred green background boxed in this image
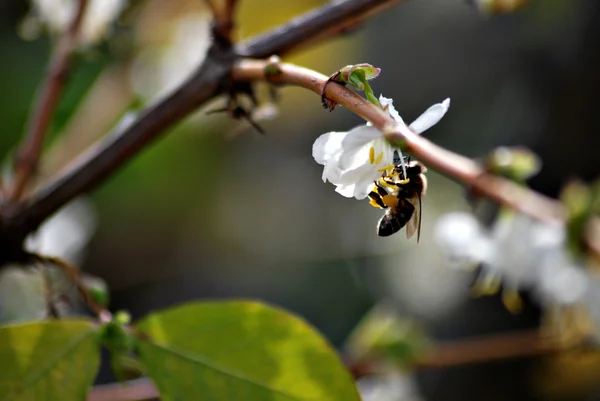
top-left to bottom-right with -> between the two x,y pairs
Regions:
2,0 -> 600,399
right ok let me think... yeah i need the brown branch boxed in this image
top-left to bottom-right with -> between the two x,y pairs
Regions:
416,330 -> 553,369
88,378 -> 158,401
2,45 -> 233,242
231,59 -> 565,223
33,254 -> 111,321
2,0 -> 404,244
206,0 -> 240,42
10,0 -> 88,202
238,0 -> 401,58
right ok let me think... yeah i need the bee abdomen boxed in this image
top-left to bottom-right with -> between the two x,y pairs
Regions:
377,200 -> 414,237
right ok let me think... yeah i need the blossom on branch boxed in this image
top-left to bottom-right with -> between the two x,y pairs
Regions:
312,96 -> 450,199
433,211 -> 591,312
28,0 -> 127,45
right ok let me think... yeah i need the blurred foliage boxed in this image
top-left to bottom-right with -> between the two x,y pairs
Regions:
346,303 -> 431,368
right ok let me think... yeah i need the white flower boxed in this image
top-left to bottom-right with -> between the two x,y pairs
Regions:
25,197 -> 97,264
434,211 -> 591,307
433,211 -> 492,267
312,96 -> 450,199
130,13 -> 212,101
31,0 -> 127,45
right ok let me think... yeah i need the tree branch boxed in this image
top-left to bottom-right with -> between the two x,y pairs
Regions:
238,0 -> 401,58
231,59 -> 565,223
206,0 -> 240,42
416,329 -> 552,369
2,45 -> 234,239
3,0 -> 405,243
10,0 -> 88,202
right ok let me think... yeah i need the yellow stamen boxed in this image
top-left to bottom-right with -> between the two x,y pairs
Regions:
471,274 -> 501,296
374,152 -> 384,164
377,164 -> 395,173
369,147 -> 375,164
501,289 -> 523,314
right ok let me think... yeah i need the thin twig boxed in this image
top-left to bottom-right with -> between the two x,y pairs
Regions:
3,0 -> 400,240
87,378 -> 159,401
10,0 -> 88,202
88,378 -> 158,401
37,261 -> 60,318
209,0 -> 239,42
231,59 -> 565,223
416,329 -> 553,369
33,254 -> 111,321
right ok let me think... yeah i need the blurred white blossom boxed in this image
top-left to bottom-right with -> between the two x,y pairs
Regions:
0,268 -> 46,322
357,372 -> 423,401
0,198 -> 97,323
29,0 -> 127,45
130,12 -> 212,101
312,96 -> 450,200
25,197 -> 97,264
433,211 -> 591,309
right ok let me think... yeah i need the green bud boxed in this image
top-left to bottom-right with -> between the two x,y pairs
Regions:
561,180 -> 593,256
338,63 -> 381,87
345,303 -> 431,367
82,276 -> 109,307
486,146 -> 541,182
265,55 -> 282,76
114,310 -> 132,326
337,64 -> 381,106
101,311 -> 134,354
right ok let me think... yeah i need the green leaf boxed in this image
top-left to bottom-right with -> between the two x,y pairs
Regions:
136,301 -> 360,401
0,320 -> 101,401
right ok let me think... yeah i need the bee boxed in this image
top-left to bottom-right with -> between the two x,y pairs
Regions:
368,152 -> 427,241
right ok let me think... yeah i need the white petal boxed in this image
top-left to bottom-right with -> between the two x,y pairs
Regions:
340,125 -> 381,151
408,98 -> 450,135
335,183 -> 356,198
434,211 -> 491,265
378,95 -> 405,125
337,142 -> 372,173
352,173 -> 379,199
312,131 -> 348,165
333,170 -> 375,200
545,265 -> 588,305
321,160 -> 340,183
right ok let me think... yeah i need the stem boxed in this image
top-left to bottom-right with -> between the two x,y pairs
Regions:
3,0 -> 403,241
33,254 -> 110,320
416,330 -> 551,369
10,0 -> 88,202
231,59 -> 565,223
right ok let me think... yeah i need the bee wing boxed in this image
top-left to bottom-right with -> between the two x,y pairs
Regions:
405,195 -> 422,242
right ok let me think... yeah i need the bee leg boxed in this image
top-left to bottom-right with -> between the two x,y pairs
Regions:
368,181 -> 388,209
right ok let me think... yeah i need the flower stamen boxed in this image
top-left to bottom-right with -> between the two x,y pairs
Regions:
377,164 -> 395,173
369,147 -> 375,164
